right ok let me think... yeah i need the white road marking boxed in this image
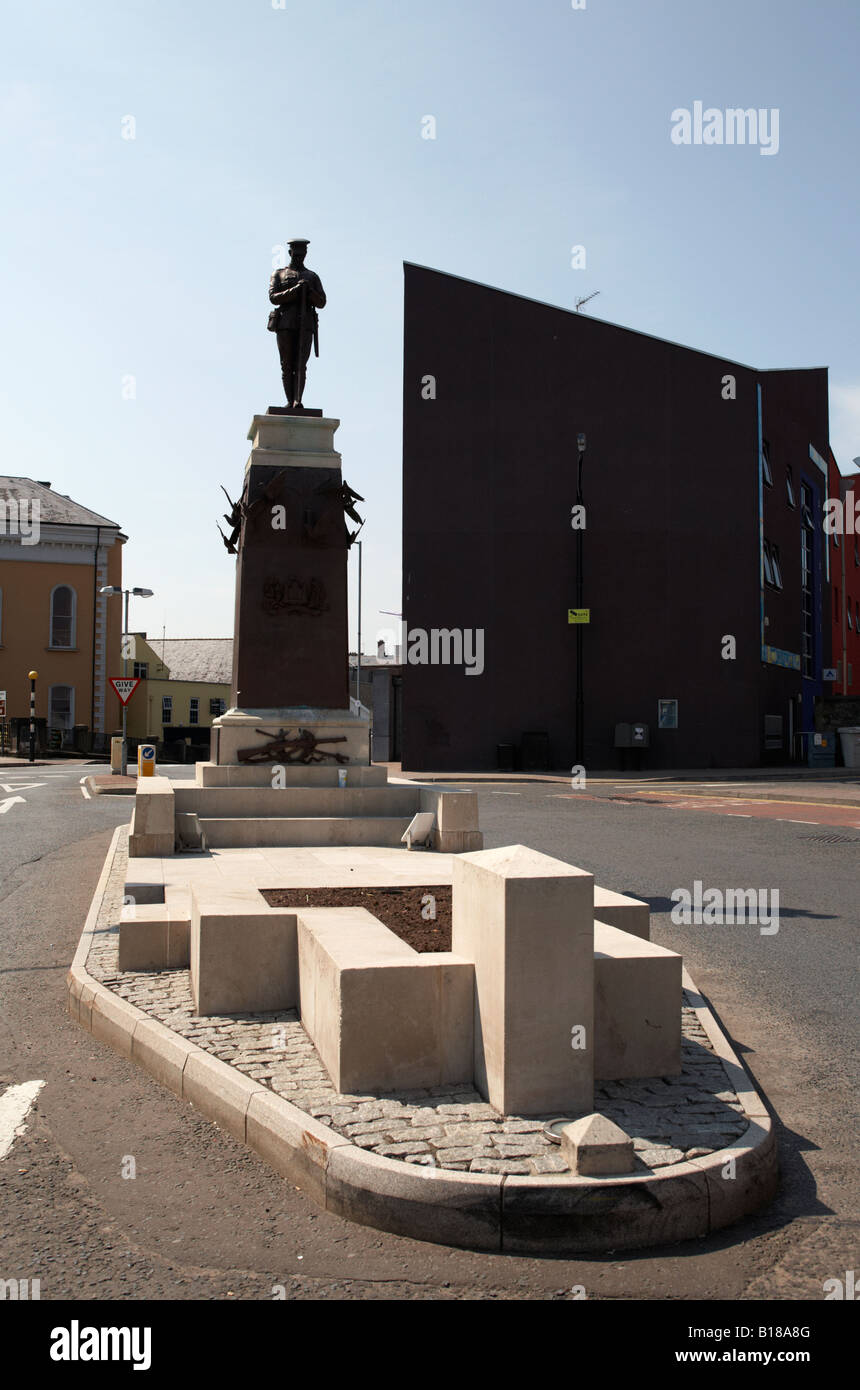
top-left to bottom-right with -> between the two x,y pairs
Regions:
784,819 -> 818,825
726,813 -> 752,817
0,796 -> 26,815
0,1080 -> 46,1160
0,782 -> 47,792
490,791 -> 521,795
80,784 -> 91,800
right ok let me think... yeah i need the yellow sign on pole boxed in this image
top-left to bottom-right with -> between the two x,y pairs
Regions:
568,608 -> 590,624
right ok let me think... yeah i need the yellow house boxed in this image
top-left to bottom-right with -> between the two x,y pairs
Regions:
0,477 -> 124,752
124,634 -> 232,751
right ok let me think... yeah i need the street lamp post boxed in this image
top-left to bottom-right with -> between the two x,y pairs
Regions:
100,586 -> 154,776
575,432 -> 586,767
28,670 -> 38,764
355,539 -> 363,705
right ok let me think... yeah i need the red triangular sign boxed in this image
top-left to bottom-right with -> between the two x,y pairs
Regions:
110,677 -> 141,705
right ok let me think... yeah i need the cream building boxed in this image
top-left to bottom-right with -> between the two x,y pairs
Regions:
0,477 -> 124,751
124,634 -> 232,749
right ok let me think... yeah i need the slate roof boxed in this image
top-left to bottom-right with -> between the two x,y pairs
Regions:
154,638 -> 233,685
0,476 -> 120,527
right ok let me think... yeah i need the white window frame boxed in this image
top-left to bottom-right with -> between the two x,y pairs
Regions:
761,440 -> 773,487
162,695 -> 173,724
49,583 -> 77,649
189,697 -> 199,726
48,683 -> 75,730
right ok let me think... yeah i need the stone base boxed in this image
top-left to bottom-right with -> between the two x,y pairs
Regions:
212,707 -> 370,766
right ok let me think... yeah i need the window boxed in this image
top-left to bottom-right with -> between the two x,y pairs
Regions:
50,585 -> 76,648
162,696 -> 172,724
770,544 -> 783,590
834,587 -> 840,620
786,467 -> 796,507
48,684 -> 74,730
189,698 -> 199,725
762,541 -> 774,586
854,542 -> 859,568
849,606 -> 854,632
800,484 -> 815,678
133,662 -> 148,679
761,439 -> 773,486
209,698 -> 226,716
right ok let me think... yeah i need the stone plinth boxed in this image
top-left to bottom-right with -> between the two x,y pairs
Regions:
231,413 -> 351,712
212,706 -> 370,767
452,845 -> 594,1116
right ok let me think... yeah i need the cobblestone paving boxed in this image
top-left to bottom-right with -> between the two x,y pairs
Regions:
86,832 -> 749,1176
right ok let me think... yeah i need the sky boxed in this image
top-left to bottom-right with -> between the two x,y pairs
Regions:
2,0 -> 859,647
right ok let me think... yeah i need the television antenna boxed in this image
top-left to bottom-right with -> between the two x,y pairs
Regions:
575,291 -> 601,313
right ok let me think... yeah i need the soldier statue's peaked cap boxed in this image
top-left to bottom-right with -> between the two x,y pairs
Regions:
287,237 -> 310,246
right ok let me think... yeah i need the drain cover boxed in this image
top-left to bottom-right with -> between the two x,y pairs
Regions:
801,833 -> 860,846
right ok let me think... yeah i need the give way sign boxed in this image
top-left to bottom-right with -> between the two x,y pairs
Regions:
109,677 -> 141,705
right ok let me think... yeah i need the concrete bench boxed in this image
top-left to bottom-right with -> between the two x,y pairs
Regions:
297,907 -> 473,1094
594,921 -> 681,1079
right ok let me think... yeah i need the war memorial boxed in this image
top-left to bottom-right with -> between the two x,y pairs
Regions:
68,244 -> 777,1252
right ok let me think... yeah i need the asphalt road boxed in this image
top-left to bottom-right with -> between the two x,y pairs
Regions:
0,765 -> 857,1302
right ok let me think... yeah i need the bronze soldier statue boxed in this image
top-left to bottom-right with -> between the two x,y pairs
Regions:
268,237 -> 326,408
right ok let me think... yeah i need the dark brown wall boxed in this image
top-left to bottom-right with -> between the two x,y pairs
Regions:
402,264 -> 828,771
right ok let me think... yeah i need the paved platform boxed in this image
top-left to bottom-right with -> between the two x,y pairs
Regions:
68,827 -> 778,1253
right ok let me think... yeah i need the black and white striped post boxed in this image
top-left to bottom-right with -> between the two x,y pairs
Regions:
28,669 -> 38,764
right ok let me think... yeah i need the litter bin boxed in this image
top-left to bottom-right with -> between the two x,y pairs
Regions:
521,731 -> 549,772
837,727 -> 860,769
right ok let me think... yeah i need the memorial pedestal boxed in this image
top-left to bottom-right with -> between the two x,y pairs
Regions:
212,705 -> 369,767
216,410 -> 367,767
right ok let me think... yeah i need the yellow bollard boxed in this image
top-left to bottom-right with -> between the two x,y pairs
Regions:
137,743 -> 156,777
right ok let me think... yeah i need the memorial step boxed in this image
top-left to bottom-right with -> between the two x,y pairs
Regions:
176,785 -> 421,820
196,815 -> 414,848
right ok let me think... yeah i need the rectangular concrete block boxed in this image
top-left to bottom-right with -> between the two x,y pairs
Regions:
297,907 -> 473,1093
453,845 -> 594,1116
594,921 -> 682,1079
419,787 -> 480,832
191,888 -> 300,1016
594,886 -> 650,941
118,906 -> 169,971
128,778 -> 175,858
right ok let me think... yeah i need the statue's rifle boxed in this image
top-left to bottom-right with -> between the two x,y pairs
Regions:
295,278 -> 307,401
